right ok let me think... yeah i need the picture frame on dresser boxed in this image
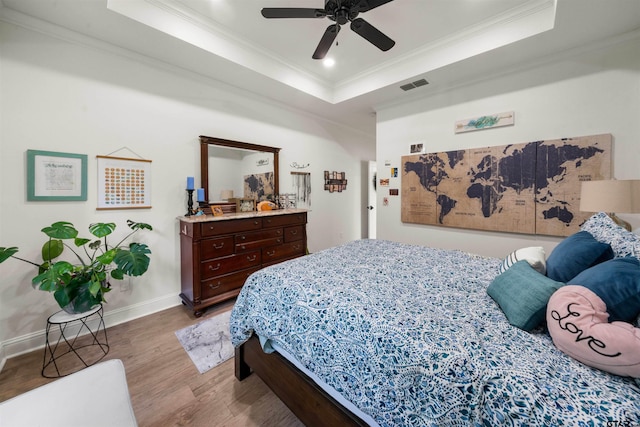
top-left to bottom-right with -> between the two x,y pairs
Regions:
235,198 -> 256,213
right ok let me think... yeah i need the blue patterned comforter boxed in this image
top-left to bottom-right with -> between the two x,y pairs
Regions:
230,239 -> 640,426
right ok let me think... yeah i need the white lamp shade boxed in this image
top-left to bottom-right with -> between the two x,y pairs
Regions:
220,190 -> 234,200
580,180 -> 640,213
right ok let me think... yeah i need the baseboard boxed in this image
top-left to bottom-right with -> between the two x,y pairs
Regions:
0,294 -> 182,372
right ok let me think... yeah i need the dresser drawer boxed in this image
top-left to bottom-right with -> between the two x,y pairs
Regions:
200,251 -> 261,280
284,225 -> 304,242
200,236 -> 234,260
262,213 -> 306,228
201,218 -> 262,237
263,241 -> 306,263
201,268 -> 260,300
237,237 -> 283,252
236,228 -> 283,244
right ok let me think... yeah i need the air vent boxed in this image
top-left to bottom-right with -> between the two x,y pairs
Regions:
400,78 -> 429,91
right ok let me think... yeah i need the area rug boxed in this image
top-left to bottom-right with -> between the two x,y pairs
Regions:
175,310 -> 234,374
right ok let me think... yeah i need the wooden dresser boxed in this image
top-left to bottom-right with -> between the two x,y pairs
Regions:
178,209 -> 307,317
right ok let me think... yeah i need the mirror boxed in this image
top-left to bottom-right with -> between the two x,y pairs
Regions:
200,135 -> 280,203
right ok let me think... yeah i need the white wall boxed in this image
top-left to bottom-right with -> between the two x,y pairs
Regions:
376,33 -> 640,258
0,20 -> 372,363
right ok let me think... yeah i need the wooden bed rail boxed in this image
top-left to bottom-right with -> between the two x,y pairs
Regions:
235,335 -> 369,427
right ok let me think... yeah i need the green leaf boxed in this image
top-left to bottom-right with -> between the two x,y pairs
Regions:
96,249 -> 116,265
74,237 -> 91,247
41,222 -> 78,240
111,269 -> 124,280
127,220 -> 153,231
0,247 -> 19,264
88,280 -> 102,297
89,222 -> 116,238
32,261 -> 74,292
88,240 -> 102,250
113,243 -> 151,276
41,240 -> 63,262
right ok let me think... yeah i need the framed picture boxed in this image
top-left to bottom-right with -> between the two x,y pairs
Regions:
236,198 -> 256,213
27,150 -> 88,201
211,205 -> 224,216
97,155 -> 152,210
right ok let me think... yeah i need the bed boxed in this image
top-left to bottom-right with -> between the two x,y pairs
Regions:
230,238 -> 640,426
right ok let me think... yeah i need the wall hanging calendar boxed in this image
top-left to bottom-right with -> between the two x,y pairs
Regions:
97,154 -> 152,210
27,149 -> 87,201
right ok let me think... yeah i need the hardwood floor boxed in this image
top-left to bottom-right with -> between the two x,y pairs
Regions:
0,301 -> 305,427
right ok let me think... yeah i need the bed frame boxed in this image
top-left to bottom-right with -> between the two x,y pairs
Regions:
235,335 -> 368,427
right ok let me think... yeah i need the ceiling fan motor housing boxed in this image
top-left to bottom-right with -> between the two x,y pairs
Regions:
326,1 -> 361,24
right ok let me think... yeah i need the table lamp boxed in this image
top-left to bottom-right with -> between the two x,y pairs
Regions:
580,179 -> 640,231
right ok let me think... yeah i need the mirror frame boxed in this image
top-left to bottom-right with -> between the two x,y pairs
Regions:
199,135 -> 281,203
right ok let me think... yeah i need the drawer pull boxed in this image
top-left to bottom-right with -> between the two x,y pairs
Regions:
290,230 -> 298,235
213,242 -> 225,249
208,263 -> 221,271
277,230 -> 282,235
254,220 -> 259,225
240,235 -> 246,240
276,238 -> 282,244
266,250 -> 276,257
241,245 -> 247,250
247,255 -> 257,262
294,245 -> 301,250
209,283 -> 220,290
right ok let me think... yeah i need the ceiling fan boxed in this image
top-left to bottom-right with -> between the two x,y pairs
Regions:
261,0 -> 396,60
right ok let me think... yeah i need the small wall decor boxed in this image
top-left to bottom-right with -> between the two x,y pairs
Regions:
455,111 -> 514,134
256,158 -> 270,167
324,171 -> 347,193
97,155 -> 152,210
292,172 -> 311,208
27,149 -> 87,201
410,143 -> 424,154
291,162 -> 310,169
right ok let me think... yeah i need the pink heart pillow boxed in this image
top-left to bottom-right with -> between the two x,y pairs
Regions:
546,285 -> 640,378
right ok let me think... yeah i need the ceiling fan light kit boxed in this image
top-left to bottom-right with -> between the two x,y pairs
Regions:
261,0 -> 396,60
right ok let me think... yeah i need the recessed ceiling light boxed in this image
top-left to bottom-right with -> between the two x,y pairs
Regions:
323,58 -> 335,68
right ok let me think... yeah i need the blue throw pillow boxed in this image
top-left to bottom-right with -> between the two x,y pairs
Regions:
546,231 -> 613,282
487,261 -> 564,331
568,257 -> 640,322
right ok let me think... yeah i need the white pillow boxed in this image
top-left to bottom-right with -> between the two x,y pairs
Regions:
499,246 -> 546,275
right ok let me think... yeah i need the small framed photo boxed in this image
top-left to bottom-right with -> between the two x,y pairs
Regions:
410,143 -> 424,154
236,198 -> 256,213
211,205 -> 224,216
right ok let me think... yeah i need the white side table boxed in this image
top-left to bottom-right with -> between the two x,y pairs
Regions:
42,304 -> 109,378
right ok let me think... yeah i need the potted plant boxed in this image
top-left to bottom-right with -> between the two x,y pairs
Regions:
0,220 -> 152,314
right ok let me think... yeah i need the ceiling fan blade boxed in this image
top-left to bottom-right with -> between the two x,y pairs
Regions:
354,0 -> 394,13
350,18 -> 395,51
312,25 -> 340,60
261,8 -> 326,19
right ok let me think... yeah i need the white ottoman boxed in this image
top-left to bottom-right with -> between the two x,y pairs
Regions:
0,359 -> 137,427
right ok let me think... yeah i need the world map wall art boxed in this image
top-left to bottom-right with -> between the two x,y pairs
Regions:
401,133 -> 611,237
